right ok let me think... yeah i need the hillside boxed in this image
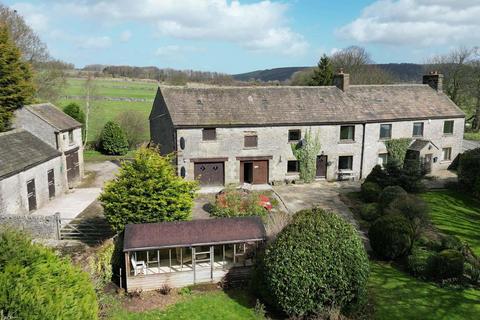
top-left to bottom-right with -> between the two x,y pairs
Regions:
233,63 -> 424,83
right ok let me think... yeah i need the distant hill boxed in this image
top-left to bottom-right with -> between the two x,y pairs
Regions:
233,67 -> 310,82
233,63 -> 425,83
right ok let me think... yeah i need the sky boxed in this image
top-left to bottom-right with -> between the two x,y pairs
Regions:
3,0 -> 480,74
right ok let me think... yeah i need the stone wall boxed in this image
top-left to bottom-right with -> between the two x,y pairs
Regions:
0,212 -> 60,239
0,157 -> 67,215
174,117 -> 464,185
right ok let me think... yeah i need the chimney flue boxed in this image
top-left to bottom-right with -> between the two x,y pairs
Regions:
423,71 -> 443,92
333,69 -> 349,92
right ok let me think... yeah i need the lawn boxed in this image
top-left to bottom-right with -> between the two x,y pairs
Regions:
83,150 -> 136,162
369,262 -> 480,320
464,131 -> 480,141
109,291 -> 263,320
422,190 -> 480,255
58,78 -> 157,142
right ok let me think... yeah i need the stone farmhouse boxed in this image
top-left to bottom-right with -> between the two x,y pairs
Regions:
0,130 -> 68,215
15,103 -> 84,187
150,72 -> 465,186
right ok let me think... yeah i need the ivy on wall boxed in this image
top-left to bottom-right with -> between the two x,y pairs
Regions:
384,138 -> 412,165
291,128 -> 321,183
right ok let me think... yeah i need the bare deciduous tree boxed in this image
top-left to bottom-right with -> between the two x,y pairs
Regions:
83,74 -> 97,147
116,110 -> 148,149
0,4 -> 73,101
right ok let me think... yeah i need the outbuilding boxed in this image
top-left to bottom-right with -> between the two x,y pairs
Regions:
123,217 -> 266,291
0,130 -> 67,215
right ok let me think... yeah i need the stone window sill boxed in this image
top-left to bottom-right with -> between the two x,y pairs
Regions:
338,139 -> 355,144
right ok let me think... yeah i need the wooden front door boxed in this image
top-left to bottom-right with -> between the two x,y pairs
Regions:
47,169 -> 55,199
316,155 -> 328,177
194,162 -> 225,186
192,246 -> 213,284
252,160 -> 269,184
27,179 -> 36,212
424,154 -> 433,173
66,151 -> 80,182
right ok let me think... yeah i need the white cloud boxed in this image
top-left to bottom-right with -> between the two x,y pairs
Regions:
155,45 -> 205,57
48,0 -> 309,55
78,36 -> 112,49
120,30 -> 132,42
337,0 -> 480,46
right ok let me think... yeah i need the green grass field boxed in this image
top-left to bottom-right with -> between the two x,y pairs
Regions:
109,291 -> 263,320
369,262 -> 480,320
58,78 -> 157,142
422,190 -> 480,255
369,189 -> 480,319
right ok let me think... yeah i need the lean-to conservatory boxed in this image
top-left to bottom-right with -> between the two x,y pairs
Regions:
123,217 -> 265,291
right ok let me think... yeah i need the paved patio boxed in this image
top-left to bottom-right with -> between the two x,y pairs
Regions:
33,188 -> 101,219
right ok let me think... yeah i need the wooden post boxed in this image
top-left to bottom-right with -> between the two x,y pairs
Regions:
180,247 -> 183,270
210,246 -> 213,280
169,249 -> 172,271
124,252 -> 130,291
119,268 -> 122,289
233,244 -> 236,264
54,212 -> 61,240
157,250 -> 160,270
192,247 -> 196,284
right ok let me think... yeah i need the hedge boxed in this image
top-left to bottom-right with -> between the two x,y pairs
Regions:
458,148 -> 480,197
0,230 -> 98,319
369,214 -> 413,260
262,208 -> 369,317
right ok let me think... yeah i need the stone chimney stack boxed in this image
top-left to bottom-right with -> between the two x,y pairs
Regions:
333,69 -> 350,92
423,71 -> 444,92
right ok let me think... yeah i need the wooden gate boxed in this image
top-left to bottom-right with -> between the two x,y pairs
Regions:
59,217 -> 114,245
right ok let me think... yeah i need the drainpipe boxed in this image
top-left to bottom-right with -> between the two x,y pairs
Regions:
359,123 -> 366,179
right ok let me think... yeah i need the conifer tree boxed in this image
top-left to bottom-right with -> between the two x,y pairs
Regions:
309,54 -> 334,86
0,24 -> 35,132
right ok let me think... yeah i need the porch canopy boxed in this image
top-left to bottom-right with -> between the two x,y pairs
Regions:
124,217 -> 265,252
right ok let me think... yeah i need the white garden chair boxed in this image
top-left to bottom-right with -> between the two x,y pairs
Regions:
131,255 -> 146,276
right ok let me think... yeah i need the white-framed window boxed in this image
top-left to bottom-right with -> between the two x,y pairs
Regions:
443,121 -> 454,135
442,147 -> 452,161
340,125 -> 355,141
68,130 -> 74,145
413,122 -> 424,137
378,153 -> 389,166
379,124 -> 392,140
338,156 -> 353,170
287,160 -> 300,173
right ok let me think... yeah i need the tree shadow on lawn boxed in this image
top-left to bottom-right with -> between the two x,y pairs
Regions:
369,261 -> 480,320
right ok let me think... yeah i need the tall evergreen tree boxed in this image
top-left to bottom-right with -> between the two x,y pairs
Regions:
309,54 -> 334,86
0,24 -> 35,132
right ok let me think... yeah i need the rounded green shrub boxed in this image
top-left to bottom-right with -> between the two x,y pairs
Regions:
407,247 -> 435,277
426,249 -> 464,280
369,214 -> 413,260
99,121 -> 129,155
0,230 -> 98,319
262,208 -> 369,317
361,182 -> 381,203
63,102 -> 85,124
379,186 -> 407,209
359,203 -> 381,222
440,235 -> 463,251
458,148 -> 480,196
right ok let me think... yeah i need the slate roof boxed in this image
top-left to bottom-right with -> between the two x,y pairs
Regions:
408,139 -> 439,152
0,130 -> 61,180
25,103 -> 82,132
156,84 -> 465,127
123,217 -> 266,251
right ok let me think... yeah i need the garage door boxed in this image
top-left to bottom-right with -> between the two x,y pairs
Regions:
194,162 -> 224,186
